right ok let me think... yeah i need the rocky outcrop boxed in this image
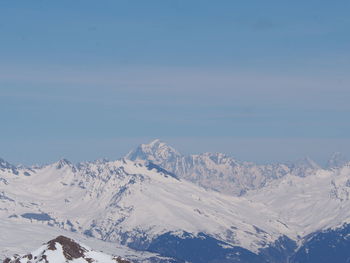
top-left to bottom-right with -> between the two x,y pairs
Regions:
4,236 -> 131,263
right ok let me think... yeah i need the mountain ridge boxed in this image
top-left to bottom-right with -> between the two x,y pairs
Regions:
2,140 -> 350,262
126,139 -> 334,195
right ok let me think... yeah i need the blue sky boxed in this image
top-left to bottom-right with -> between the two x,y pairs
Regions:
1,1 -> 350,165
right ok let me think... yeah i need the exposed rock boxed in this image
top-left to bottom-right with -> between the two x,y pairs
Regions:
4,236 -> 131,263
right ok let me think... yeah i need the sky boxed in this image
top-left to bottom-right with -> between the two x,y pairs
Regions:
1,1 -> 350,165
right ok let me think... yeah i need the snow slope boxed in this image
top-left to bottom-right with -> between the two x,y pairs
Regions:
2,140 -> 350,262
246,163 -> 350,238
0,159 -> 291,254
0,219 -> 165,262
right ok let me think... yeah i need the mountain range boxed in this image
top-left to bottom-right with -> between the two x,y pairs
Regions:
1,139 -> 350,263
126,139 -> 340,195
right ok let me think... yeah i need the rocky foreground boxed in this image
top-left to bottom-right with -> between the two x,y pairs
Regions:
3,236 -> 130,263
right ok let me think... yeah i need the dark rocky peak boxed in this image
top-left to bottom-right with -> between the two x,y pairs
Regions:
47,236 -> 86,260
146,162 -> 179,180
3,235 -> 131,263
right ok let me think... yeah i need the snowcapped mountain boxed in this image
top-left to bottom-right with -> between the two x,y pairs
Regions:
0,158 -> 33,177
0,158 -> 15,170
126,140 -> 322,195
0,158 -> 291,258
2,141 -> 350,262
4,235 -> 130,263
245,162 -> 350,263
327,152 -> 348,169
286,156 -> 321,177
0,217 -> 171,263
246,163 -> 350,236
126,140 -> 182,166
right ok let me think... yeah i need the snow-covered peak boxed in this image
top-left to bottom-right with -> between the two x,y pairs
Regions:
3,145 -> 350,261
292,156 -> 319,169
327,152 -> 348,169
55,159 -> 73,169
193,152 -> 240,166
288,157 -> 320,177
4,236 -> 130,263
0,158 -> 15,170
246,166 -> 350,237
0,157 -> 292,254
148,138 -> 164,147
0,158 -> 24,176
125,140 -> 293,195
126,139 -> 181,163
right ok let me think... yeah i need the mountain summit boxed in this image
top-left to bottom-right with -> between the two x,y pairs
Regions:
125,140 -> 321,195
4,236 -> 130,263
126,139 -> 181,164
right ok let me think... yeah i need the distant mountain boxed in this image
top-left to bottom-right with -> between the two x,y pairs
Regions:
0,157 -> 34,177
286,157 -> 321,177
3,236 -> 130,263
246,163 -> 350,237
0,158 -> 15,170
327,152 -> 348,169
126,139 -> 181,165
126,139 -> 321,195
2,141 -> 350,262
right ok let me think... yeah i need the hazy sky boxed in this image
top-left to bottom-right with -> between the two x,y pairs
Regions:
1,1 -> 350,165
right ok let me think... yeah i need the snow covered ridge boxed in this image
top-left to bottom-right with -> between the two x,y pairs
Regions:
3,235 -> 130,263
2,140 -> 350,262
126,139 -> 347,195
0,158 -> 289,254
